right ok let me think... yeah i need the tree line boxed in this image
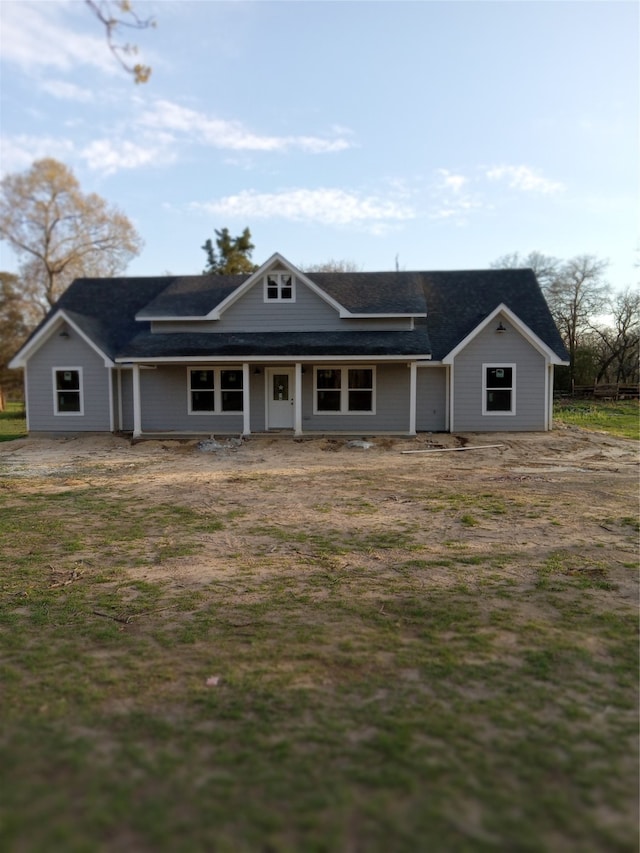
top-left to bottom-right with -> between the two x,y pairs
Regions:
0,158 -> 637,402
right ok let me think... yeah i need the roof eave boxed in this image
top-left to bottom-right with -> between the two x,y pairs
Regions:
442,303 -> 566,364
115,353 -> 433,365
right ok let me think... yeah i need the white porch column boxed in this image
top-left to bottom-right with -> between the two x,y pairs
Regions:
409,361 -> 417,435
242,363 -> 251,435
294,363 -> 303,436
108,366 -> 115,433
132,364 -> 142,438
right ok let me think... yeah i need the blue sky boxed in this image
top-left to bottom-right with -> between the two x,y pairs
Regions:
1,0 -> 637,289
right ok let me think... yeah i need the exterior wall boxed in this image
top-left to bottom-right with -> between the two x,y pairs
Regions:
301,363 -> 412,433
452,320 -> 547,431
139,366 -> 244,433
416,366 -> 447,431
25,330 -> 112,432
149,279 -> 413,334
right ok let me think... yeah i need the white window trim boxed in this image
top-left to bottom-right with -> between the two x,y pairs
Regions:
53,367 -> 84,416
313,366 -> 377,416
187,366 -> 244,415
264,271 -> 296,303
482,363 -> 516,416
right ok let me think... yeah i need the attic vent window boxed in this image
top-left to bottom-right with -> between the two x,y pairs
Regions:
265,272 -> 295,302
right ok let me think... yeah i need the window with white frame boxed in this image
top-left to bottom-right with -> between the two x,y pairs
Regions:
264,272 -> 294,302
53,368 -> 83,415
483,364 -> 515,415
188,368 -> 243,414
315,367 -> 375,414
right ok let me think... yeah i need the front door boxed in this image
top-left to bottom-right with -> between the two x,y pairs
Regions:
267,368 -> 295,429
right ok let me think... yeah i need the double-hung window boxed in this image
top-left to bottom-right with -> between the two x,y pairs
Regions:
264,272 -> 294,302
483,364 -> 515,415
188,368 -> 244,414
53,368 -> 83,415
315,367 -> 375,414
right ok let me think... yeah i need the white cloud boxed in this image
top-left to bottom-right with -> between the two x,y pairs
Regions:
436,169 -> 468,193
430,169 -> 485,224
0,135 -> 76,176
138,99 -> 355,154
0,3 -> 114,76
41,80 -> 94,103
192,188 -> 416,230
80,138 -> 176,174
486,165 -> 565,194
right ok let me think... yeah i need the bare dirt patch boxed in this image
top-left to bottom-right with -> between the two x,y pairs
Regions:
1,427 -> 637,600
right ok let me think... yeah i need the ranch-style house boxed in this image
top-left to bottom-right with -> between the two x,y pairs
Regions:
10,252 -> 569,437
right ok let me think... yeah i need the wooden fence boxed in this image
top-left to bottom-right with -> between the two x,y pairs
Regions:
571,384 -> 640,400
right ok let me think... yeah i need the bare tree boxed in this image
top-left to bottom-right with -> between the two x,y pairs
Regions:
300,259 -> 361,273
0,159 -> 143,320
588,288 -> 639,383
85,0 -> 155,83
545,255 -> 610,386
491,250 -> 561,292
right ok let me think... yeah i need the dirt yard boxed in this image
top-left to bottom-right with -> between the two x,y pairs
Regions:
1,427 -> 638,851
1,426 -> 637,599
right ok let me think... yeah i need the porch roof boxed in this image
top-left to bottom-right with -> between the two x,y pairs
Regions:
115,327 -> 432,361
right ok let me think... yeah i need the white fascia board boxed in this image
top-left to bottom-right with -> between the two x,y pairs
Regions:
442,303 -> 568,365
115,353 -> 433,365
345,312 -> 427,319
9,310 -> 114,368
206,252 -> 352,319
139,315 -> 213,322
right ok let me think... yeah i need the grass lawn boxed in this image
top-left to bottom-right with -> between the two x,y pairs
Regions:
0,433 -> 637,851
554,398 -> 640,440
0,402 -> 26,442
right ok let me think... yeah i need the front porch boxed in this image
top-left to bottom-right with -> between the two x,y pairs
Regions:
121,360 -> 425,439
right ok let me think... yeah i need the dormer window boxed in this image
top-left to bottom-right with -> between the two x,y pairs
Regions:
265,272 -> 295,302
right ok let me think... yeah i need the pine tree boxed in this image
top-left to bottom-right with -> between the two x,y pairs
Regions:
202,227 -> 257,275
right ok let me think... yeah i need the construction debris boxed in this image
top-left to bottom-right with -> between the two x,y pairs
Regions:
401,444 -> 505,455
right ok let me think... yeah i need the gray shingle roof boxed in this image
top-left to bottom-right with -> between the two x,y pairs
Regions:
308,271 -> 427,314
420,269 -> 568,361
135,275 -> 244,318
16,266 -> 568,364
121,328 -> 431,359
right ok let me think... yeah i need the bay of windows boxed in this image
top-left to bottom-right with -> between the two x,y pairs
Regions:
315,367 -> 375,414
189,368 -> 243,413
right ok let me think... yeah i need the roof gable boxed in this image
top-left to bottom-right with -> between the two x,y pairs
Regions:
8,259 -> 568,369
442,303 -> 568,364
209,253 -> 348,319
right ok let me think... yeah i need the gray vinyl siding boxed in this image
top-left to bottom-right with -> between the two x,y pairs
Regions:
139,366 -> 244,433
151,280 -> 412,334
452,321 -> 547,431
416,367 -> 447,431
25,331 -> 111,432
302,363 -> 412,433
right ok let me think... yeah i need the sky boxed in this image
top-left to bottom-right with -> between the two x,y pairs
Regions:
0,0 -> 637,290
